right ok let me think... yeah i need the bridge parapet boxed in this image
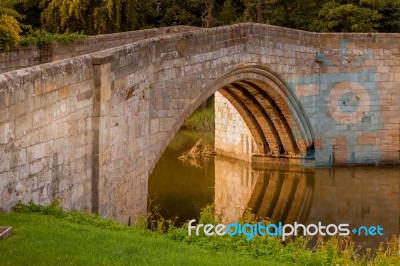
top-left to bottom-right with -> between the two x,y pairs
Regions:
0,26 -> 197,74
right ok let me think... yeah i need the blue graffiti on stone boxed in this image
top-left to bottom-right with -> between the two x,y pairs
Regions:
287,39 -> 382,167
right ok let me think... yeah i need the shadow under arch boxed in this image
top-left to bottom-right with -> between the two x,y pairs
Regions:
150,64 -> 315,174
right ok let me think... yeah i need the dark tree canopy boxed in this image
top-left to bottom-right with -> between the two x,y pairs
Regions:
24,0 -> 400,34
1,0 -> 399,50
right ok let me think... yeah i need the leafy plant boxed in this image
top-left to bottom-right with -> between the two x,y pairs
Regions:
0,0 -> 26,50
19,29 -> 86,48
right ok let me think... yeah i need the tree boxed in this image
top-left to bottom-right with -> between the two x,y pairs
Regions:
3,0 -> 399,45
285,0 -> 328,31
217,0 -> 239,25
40,0 -> 99,34
359,0 -> 400,9
358,0 -> 400,32
311,1 -> 383,32
93,0 -> 157,33
157,0 -> 208,27
40,0 -> 158,34
159,2 -> 199,26
378,7 -> 400,32
0,0 -> 26,50
240,0 -> 329,31
241,0 -> 268,23
202,0 -> 215,28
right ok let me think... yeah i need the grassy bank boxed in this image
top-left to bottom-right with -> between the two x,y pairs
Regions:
165,205 -> 400,266
181,97 -> 215,132
0,203 -> 265,266
1,203 -> 399,265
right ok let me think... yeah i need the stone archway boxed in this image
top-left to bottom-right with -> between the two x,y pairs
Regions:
151,64 -> 315,173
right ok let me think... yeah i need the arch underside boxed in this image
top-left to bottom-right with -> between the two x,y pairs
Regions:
218,75 -> 314,158
153,65 -> 315,174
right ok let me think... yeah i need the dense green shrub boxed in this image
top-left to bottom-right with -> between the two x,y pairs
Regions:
20,29 -> 86,48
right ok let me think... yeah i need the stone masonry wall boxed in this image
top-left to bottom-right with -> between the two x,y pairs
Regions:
0,26 -> 196,74
215,91 -> 256,161
0,47 -> 41,74
42,26 -> 197,63
0,56 -> 95,213
288,32 -> 400,165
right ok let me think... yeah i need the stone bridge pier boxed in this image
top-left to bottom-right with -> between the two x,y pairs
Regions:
0,23 -> 399,222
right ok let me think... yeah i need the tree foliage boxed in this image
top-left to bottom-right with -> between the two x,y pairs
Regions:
359,0 -> 400,9
40,0 -> 210,34
311,1 -> 383,32
158,0 -> 202,27
93,0 -> 157,33
217,0 -> 240,25
0,0 -> 26,50
0,15 -> 22,50
1,0 -> 400,50
40,0 -> 99,34
378,7 -> 400,32
30,0 -> 400,34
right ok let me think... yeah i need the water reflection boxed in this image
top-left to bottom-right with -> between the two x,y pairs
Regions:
215,157 -> 400,248
148,130 -> 214,223
308,167 -> 400,248
149,130 -> 400,248
247,169 -> 314,225
215,157 -> 315,225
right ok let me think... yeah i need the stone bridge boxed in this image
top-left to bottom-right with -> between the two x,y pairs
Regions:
0,23 -> 399,222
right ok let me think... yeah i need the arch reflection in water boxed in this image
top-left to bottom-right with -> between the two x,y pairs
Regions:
247,168 -> 314,225
215,156 -> 314,225
150,133 -> 400,248
215,156 -> 400,248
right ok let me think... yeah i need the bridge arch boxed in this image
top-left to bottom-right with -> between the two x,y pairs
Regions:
152,64 -> 315,173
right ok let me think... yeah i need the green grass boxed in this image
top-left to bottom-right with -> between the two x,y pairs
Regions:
1,203 -> 399,265
182,98 -> 215,132
166,205 -> 400,266
0,212 -> 268,266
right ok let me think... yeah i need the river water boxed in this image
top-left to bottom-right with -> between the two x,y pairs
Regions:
149,130 -> 400,249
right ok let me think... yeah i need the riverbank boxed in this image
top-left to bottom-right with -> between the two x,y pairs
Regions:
181,97 -> 215,131
0,203 -> 398,265
0,203 -> 265,266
